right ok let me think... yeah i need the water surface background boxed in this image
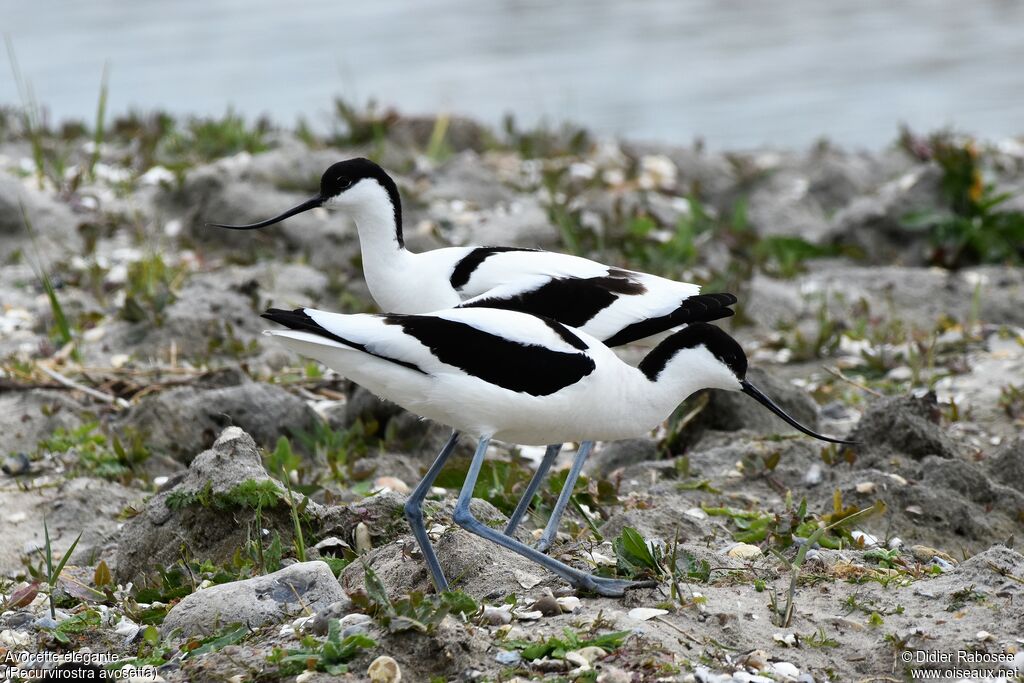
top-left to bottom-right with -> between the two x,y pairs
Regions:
4,0 -> 1023,148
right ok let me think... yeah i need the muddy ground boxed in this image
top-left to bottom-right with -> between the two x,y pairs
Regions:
1,107 -> 1023,682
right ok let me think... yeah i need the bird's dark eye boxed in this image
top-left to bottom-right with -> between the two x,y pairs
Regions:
337,177 -> 353,189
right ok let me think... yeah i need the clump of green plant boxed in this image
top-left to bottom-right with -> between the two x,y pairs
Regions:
6,38 -> 69,191
268,619 -> 375,676
39,423 -> 149,480
999,383 -> 1024,422
165,479 -> 285,511
767,501 -> 886,627
348,565 -> 478,634
120,253 -> 188,325
163,110 -> 270,163
502,113 -> 591,159
52,607 -> 101,645
705,490 -> 883,552
290,418 -> 381,485
331,98 -> 396,153
901,130 -> 1024,268
41,519 -> 82,620
602,527 -> 711,607
127,559 -> 251,625
504,626 -> 631,662
946,584 -> 986,612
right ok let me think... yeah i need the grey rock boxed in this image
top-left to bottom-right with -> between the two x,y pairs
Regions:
116,378 -> 319,464
586,439 -> 659,478
33,616 -> 58,630
2,452 -> 31,476
115,428 -> 307,582
310,598 -> 355,636
827,163 -> 946,265
747,170 -> 831,242
159,163 -> 359,272
340,515 -> 543,599
422,152 -> 516,208
0,175 -> 78,265
850,393 -> 959,461
161,561 -> 346,637
0,391 -> 88,456
987,436 -> 1024,494
0,476 -> 141,576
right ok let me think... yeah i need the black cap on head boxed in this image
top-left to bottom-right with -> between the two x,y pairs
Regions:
640,322 -> 747,381
320,158 -> 391,198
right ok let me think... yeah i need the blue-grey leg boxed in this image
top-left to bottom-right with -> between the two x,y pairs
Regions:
403,430 -> 461,593
504,443 -> 562,537
534,440 -> 594,553
453,436 -> 653,598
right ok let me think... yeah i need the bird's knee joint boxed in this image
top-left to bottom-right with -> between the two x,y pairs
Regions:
452,505 -> 475,528
404,499 -> 421,520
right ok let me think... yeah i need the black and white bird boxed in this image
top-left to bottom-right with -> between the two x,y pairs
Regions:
210,158 -> 737,550
260,306 -> 853,596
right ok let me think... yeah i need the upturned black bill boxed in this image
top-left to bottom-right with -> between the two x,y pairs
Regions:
207,195 -> 323,230
741,380 -> 856,445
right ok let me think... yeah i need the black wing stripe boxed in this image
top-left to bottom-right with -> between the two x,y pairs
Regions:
262,308 -> 427,374
449,246 -> 539,290
383,314 -> 595,396
460,274 -> 646,327
540,318 -> 590,351
602,293 -> 738,347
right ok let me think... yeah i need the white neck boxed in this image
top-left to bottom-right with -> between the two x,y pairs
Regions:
336,180 -> 425,312
636,347 -> 743,426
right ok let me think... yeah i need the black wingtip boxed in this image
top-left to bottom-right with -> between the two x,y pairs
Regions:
261,307 -> 315,330
603,291 -> 738,347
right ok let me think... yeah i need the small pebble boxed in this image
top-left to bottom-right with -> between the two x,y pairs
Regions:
977,630 -> 994,642
530,595 -> 561,617
596,665 -> 633,683
313,536 -> 351,556
374,476 -> 410,494
571,646 -> 606,664
854,481 -> 876,494
555,596 -> 581,613
2,453 -> 31,476
368,655 -> 401,683
514,569 -> 543,589
739,650 -> 768,671
33,616 -> 58,630
480,605 -> 512,625
728,543 -> 763,560
0,629 -> 33,647
495,650 -> 521,665
911,545 -> 958,565
851,531 -> 879,548
771,661 -> 801,680
512,609 -> 543,621
339,613 -> 372,629
565,650 -> 592,669
627,607 -> 668,621
355,522 -> 372,553
772,633 -> 798,647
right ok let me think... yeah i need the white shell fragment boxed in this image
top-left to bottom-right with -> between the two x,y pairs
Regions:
627,607 -> 668,621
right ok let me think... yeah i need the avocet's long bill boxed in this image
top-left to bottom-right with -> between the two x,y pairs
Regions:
208,195 -> 323,230
740,380 -> 856,445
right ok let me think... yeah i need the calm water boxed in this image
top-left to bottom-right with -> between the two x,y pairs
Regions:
4,0 -> 1023,148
